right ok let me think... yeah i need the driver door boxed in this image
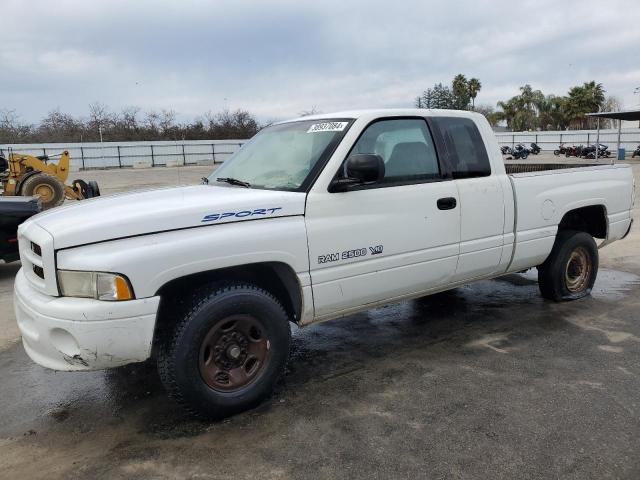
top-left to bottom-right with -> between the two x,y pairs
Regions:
305,117 -> 461,319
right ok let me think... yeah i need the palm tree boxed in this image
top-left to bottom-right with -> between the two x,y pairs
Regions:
452,74 -> 470,110
468,78 -> 482,110
566,81 -> 605,128
496,99 -> 517,129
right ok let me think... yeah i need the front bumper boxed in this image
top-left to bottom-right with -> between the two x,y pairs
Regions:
622,218 -> 633,240
14,268 -> 160,371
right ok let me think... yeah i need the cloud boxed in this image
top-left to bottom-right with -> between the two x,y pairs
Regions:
1,0 -> 638,123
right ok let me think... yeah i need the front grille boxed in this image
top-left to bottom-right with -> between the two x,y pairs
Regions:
33,265 -> 44,279
18,228 -> 52,294
31,241 -> 42,256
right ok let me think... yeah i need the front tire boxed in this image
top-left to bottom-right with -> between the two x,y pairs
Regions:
158,283 -> 291,419
537,230 -> 598,301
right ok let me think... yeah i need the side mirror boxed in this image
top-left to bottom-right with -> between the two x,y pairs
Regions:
330,154 -> 385,192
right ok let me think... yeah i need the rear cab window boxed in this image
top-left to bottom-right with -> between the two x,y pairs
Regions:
431,117 -> 491,179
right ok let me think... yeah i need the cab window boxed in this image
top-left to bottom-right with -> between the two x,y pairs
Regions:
432,117 -> 491,178
342,118 -> 441,186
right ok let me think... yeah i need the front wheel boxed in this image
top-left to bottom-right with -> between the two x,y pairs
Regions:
537,230 -> 598,301
158,283 -> 291,418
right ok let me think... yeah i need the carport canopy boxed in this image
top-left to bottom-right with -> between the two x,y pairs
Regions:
586,109 -> 640,162
586,109 -> 640,122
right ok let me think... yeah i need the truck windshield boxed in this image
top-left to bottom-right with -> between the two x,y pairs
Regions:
208,119 -> 352,191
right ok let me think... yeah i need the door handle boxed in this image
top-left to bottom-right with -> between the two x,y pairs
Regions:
437,197 -> 457,210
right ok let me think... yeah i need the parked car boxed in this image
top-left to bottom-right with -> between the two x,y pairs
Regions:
0,197 -> 42,263
14,109 -> 635,418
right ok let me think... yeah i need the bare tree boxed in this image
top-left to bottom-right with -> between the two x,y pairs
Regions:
1,104 -> 261,144
299,106 -> 321,117
602,96 -> 623,128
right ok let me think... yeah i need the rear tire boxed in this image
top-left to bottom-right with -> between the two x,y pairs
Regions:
87,180 -> 100,197
157,282 -> 291,419
21,173 -> 65,209
86,180 -> 101,198
537,230 -> 598,301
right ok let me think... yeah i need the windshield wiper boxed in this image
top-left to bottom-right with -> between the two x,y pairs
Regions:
216,177 -> 251,188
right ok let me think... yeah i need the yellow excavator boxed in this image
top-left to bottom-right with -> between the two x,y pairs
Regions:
0,150 -> 100,209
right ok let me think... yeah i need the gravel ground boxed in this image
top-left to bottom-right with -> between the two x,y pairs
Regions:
0,157 -> 639,479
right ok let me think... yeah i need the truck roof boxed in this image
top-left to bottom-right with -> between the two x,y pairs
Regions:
281,108 -> 484,124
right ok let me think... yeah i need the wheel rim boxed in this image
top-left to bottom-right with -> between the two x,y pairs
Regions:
565,246 -> 592,293
33,183 -> 55,203
198,314 -> 270,392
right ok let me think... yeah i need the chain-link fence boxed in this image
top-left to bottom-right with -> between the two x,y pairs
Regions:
0,140 -> 247,170
4,128 -> 640,169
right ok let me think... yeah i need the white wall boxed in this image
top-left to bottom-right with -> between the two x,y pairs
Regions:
3,128 -> 639,170
495,128 -> 640,152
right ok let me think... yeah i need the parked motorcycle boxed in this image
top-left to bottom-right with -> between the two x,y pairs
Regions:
582,144 -> 611,159
530,143 -> 541,155
632,145 -> 640,158
500,145 -> 512,155
564,145 -> 583,157
554,144 -> 568,156
512,143 -> 530,160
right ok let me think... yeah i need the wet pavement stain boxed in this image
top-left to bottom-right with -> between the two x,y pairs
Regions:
0,268 -> 639,479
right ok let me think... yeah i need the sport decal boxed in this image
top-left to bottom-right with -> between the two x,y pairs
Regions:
202,207 -> 282,223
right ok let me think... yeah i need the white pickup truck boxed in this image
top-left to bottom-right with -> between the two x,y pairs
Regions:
14,109 -> 634,417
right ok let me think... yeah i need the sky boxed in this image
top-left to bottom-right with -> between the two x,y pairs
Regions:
1,0 -> 639,124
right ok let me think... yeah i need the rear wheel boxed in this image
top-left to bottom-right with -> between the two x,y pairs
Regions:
21,173 -> 65,209
537,230 -> 598,301
158,283 -> 291,418
86,180 -> 101,198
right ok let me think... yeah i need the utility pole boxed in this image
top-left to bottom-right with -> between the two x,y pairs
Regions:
635,87 -> 640,128
99,125 -> 104,166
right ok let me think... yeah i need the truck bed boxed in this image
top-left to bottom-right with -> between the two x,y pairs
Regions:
505,162 -> 633,272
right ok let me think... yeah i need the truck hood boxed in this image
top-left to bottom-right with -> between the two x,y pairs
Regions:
24,185 -> 306,249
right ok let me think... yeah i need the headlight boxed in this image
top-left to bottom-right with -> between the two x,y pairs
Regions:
57,270 -> 134,301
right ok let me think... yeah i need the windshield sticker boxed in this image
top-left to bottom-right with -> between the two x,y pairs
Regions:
307,121 -> 348,133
